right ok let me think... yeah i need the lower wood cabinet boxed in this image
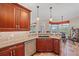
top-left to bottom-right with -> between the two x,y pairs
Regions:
36,38 -> 60,55
36,38 -> 53,52
0,43 -> 25,56
53,38 -> 60,55
36,38 -> 45,51
46,39 -> 53,51
0,49 -> 11,56
13,43 -> 25,56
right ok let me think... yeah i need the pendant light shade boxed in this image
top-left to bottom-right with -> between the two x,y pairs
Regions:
49,6 -> 53,22
49,18 -> 52,22
37,17 -> 40,21
36,6 -> 40,21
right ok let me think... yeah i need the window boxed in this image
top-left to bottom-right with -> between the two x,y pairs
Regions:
49,23 -> 70,36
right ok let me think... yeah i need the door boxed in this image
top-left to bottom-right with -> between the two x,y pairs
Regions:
36,38 -> 45,51
0,4 -> 16,30
46,38 -> 53,51
20,9 -> 30,31
53,39 -> 60,55
14,43 -> 25,56
0,49 -> 12,56
14,5 -> 21,30
36,38 -> 49,52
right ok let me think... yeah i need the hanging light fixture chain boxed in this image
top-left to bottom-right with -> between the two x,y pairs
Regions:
50,6 -> 52,19
37,6 -> 39,17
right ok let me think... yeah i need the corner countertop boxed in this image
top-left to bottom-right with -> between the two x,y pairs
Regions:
0,32 -> 61,49
38,33 -> 61,39
0,33 -> 38,49
49,35 -> 61,39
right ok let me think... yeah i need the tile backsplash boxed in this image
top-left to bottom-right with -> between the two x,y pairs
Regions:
0,31 -> 29,42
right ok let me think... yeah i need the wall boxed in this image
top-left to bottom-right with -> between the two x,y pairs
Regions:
70,17 -> 79,28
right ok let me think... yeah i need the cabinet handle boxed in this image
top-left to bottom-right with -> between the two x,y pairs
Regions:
13,50 -> 16,56
11,51 -> 13,56
16,25 -> 18,28
18,25 -> 20,28
16,25 -> 19,28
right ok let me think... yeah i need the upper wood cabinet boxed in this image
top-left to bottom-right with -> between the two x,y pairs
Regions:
0,3 -> 31,31
20,8 -> 30,30
0,4 -> 16,29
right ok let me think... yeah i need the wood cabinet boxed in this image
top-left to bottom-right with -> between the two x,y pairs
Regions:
36,38 -> 60,55
0,43 -> 25,56
0,4 -> 16,29
36,38 -> 46,51
14,5 -> 21,30
20,8 -> 30,30
46,39 -> 53,51
36,38 -> 53,52
53,38 -> 60,55
0,49 -> 12,56
12,43 -> 25,56
0,3 -> 31,31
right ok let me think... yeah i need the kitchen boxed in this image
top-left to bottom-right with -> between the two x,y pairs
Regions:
0,3 -> 79,56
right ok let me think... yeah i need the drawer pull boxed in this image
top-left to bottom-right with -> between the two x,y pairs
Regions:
13,50 -> 15,56
10,51 -> 13,56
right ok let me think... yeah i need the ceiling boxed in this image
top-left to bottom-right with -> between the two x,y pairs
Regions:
19,3 -> 79,24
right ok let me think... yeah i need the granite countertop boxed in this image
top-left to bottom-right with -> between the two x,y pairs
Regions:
0,33 -> 38,48
0,32 -> 61,48
49,34 -> 61,39
38,33 -> 61,39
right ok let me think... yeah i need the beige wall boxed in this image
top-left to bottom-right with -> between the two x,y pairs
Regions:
70,17 -> 79,28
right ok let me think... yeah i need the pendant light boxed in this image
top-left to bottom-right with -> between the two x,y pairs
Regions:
49,6 -> 53,22
61,16 -> 63,22
37,6 -> 40,21
61,16 -> 63,27
36,5 -> 40,34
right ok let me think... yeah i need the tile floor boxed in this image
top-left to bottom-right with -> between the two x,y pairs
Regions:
33,40 -> 79,56
33,52 -> 57,56
61,40 -> 79,56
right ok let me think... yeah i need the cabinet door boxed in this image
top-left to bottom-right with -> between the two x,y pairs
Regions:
0,4 -> 16,30
0,49 -> 12,56
36,38 -> 47,52
53,39 -> 60,55
0,4 -> 4,28
36,38 -> 43,51
14,5 -> 21,30
46,39 -> 53,51
26,12 -> 30,31
20,9 -> 30,31
14,43 -> 25,56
